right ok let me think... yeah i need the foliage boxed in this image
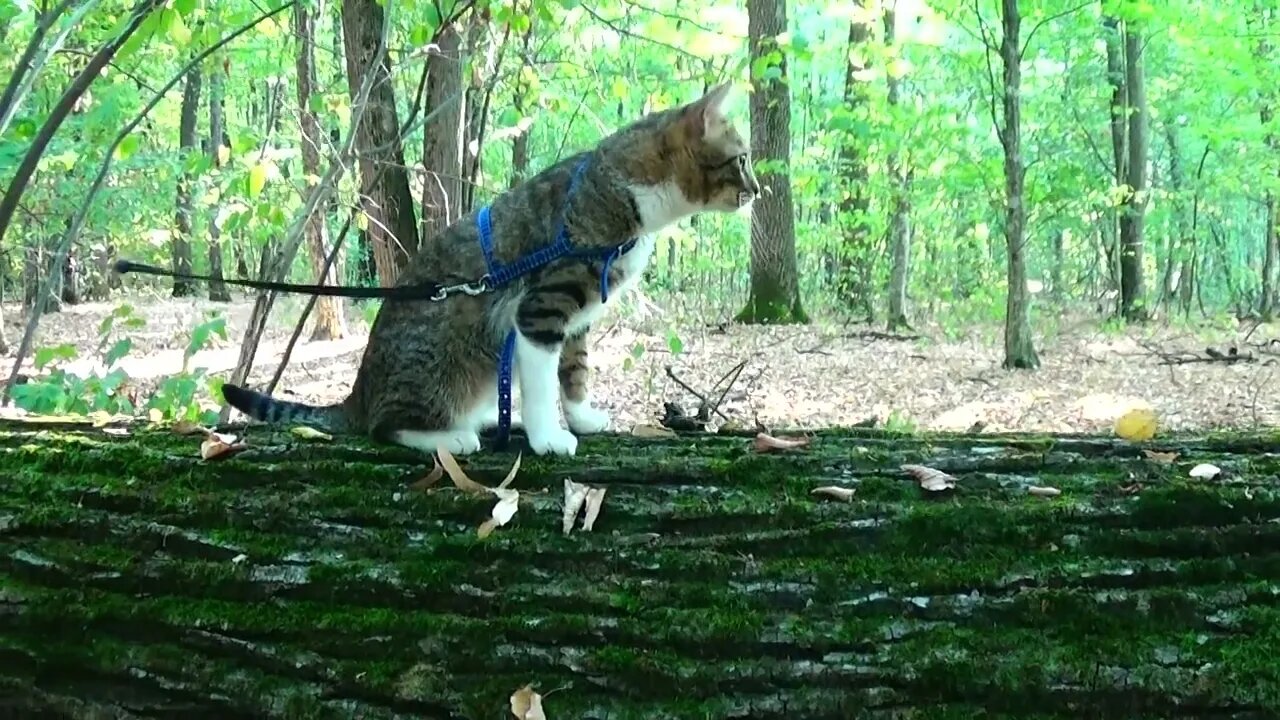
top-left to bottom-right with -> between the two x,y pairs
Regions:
10,303 -> 226,424
0,0 -> 1278,417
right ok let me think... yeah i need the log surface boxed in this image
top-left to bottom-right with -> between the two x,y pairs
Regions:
2,419 -> 1279,718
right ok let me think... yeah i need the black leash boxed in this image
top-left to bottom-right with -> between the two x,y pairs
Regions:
113,259 -> 488,301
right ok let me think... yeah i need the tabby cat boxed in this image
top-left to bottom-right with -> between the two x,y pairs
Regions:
221,82 -> 759,456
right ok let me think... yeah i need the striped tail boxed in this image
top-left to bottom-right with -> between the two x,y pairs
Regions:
220,383 -> 346,432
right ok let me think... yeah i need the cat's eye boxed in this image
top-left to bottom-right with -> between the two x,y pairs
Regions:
736,154 -> 748,170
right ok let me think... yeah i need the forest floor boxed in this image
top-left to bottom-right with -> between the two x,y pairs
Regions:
7,292 -> 1280,434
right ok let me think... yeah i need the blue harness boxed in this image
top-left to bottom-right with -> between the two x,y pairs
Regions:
474,156 -> 637,449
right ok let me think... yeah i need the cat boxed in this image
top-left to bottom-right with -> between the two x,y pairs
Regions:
220,81 -> 760,457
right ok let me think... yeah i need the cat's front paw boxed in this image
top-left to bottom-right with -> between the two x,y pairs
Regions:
565,404 -> 610,435
527,426 -> 578,456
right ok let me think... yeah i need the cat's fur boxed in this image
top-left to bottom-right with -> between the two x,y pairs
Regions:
221,82 -> 759,456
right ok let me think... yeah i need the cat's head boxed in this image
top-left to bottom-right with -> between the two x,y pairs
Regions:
665,82 -> 760,213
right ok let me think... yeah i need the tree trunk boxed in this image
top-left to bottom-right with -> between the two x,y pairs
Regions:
508,12 -> 536,190
834,7 -> 874,321
883,7 -> 911,331
207,61 -> 232,303
998,0 -> 1038,369
461,10 -> 497,214
341,0 -> 420,285
1161,121 -> 1184,311
1258,10 -> 1277,320
1102,16 -> 1126,315
294,2 -> 347,340
736,0 -> 807,325
420,24 -> 465,243
1119,26 -> 1148,321
171,67 -> 200,298
2,418 -> 1279,715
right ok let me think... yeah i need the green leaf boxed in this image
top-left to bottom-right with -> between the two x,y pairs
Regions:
666,331 -> 684,355
167,11 -> 193,45
103,339 -> 133,367
248,163 -> 268,196
114,133 -> 140,160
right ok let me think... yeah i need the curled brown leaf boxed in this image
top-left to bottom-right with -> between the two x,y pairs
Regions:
811,485 -> 856,502
753,432 -> 810,453
901,464 -> 956,492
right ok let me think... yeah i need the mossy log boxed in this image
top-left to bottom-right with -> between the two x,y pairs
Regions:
3,418 -> 1280,719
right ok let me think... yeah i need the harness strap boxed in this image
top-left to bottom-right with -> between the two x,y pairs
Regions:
475,157 -> 633,450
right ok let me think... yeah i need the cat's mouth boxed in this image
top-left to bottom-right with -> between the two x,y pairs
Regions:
736,190 -> 755,208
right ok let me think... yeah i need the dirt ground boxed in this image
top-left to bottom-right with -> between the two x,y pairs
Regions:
7,291 -> 1279,434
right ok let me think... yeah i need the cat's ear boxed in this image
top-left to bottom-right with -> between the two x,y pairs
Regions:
681,82 -> 734,139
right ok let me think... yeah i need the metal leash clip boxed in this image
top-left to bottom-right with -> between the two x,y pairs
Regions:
429,275 -> 493,301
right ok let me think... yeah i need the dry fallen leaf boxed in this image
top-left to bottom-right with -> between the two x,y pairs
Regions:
147,408 -> 164,424
436,446 -> 492,494
562,479 -> 589,536
581,487 -> 607,531
479,488 -> 520,539
291,425 -> 333,441
1114,407 -> 1158,442
901,464 -> 956,492
498,452 -> 523,490
753,432 -> 810,453
1189,463 -> 1222,480
631,423 -> 676,438
1027,485 -> 1062,498
408,458 -> 445,492
510,684 -> 546,720
171,420 -> 209,436
811,485 -> 856,502
200,433 -> 245,461
1141,449 -> 1179,464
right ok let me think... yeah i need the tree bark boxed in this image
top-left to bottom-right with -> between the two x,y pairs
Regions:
1119,27 -> 1149,321
420,24 -> 465,243
2,418 -> 1278,715
834,7 -> 874,321
1257,8 -> 1277,320
508,10 -> 536,191
884,7 -> 911,331
737,0 -> 807,324
295,2 -> 347,340
206,60 -> 232,303
171,67 -> 200,298
341,0 -> 420,285
998,0 -> 1038,369
461,10 -> 497,214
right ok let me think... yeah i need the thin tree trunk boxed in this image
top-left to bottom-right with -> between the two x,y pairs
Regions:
1119,26 -> 1148,320
206,61 -> 231,302
461,10 -> 497,214
420,24 -> 465,243
1102,15 -> 1126,314
172,66 -> 200,298
341,0 -> 419,285
508,9 -> 535,190
835,6 -> 874,321
737,0 -> 807,324
1258,8 -> 1277,320
295,2 -> 346,339
998,0 -> 1038,369
884,7 -> 911,331
1161,121 -> 1185,311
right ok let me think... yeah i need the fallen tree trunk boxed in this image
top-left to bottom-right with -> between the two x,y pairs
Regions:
1,418 -> 1279,718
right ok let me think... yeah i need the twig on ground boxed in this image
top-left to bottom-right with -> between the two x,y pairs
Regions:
664,364 -> 735,423
845,330 -> 921,342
